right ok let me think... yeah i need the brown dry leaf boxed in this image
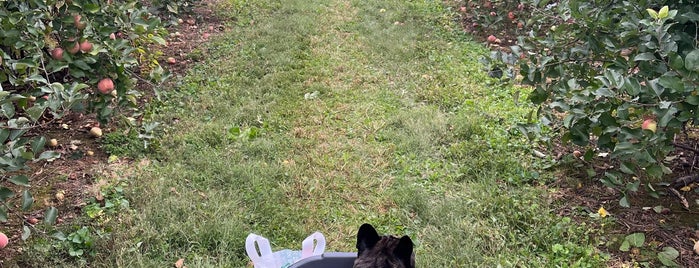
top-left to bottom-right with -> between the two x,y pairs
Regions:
174,258 -> 185,268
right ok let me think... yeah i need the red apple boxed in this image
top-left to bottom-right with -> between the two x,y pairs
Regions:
0,232 -> 7,249
460,6 -> 466,12
490,11 -> 497,17
508,12 -> 515,20
79,40 -> 93,52
487,35 -> 497,43
109,33 -> 116,40
74,14 -> 86,30
67,42 -> 80,54
167,57 -> 176,64
642,119 -> 657,133
97,78 -> 115,94
51,48 -> 64,60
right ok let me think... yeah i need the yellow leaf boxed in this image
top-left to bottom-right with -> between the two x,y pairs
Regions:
598,207 -> 609,217
680,186 -> 691,192
658,6 -> 669,19
647,8 -> 659,19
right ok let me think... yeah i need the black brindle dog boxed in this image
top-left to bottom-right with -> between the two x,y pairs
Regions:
353,223 -> 415,268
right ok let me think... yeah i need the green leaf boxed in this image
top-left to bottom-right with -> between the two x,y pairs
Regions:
634,52 -> 656,61
626,181 -> 640,192
52,231 -> 67,241
9,175 -> 29,186
21,226 -> 30,241
84,3 -> 100,13
619,195 -> 630,208
657,247 -> 679,267
228,126 -> 241,140
658,106 -> 678,127
31,136 -> 46,154
44,207 -> 58,225
646,164 -> 664,178
0,129 -> 9,143
686,95 -> 699,105
21,190 -> 33,211
619,162 -> 635,174
36,151 -> 60,162
0,187 -> 14,201
619,240 -> 630,252
625,232 -> 645,248
685,49 -> 699,72
151,35 -> 166,45
69,248 -> 84,257
668,54 -> 684,70
0,207 -> 6,222
658,75 -> 683,92
653,206 -> 664,213
25,105 -> 46,122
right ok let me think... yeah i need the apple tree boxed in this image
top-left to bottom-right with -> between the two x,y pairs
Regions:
1,0 -> 167,230
484,0 -> 699,204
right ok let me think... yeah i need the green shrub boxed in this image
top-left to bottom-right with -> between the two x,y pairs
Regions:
480,0 -> 698,205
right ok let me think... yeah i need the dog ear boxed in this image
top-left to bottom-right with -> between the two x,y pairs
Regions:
356,223 -> 380,254
394,235 -> 414,267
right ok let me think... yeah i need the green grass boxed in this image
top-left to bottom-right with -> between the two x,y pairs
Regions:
20,0 -> 607,267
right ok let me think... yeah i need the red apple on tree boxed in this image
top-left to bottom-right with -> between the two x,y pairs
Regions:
67,41 -> 80,54
642,119 -> 657,133
97,78 -> 115,94
79,40 -> 93,52
74,14 -> 86,30
51,48 -> 64,60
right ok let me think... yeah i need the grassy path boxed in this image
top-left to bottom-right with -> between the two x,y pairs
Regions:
61,0 -> 604,267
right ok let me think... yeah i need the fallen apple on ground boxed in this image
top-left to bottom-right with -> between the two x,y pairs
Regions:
0,232 -> 7,249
